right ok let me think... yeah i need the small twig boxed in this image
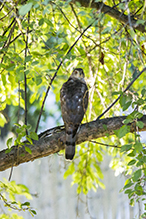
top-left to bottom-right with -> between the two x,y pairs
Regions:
24,12 -> 30,135
131,6 -> 143,17
95,88 -> 106,110
8,159 -> 14,181
0,2 -> 4,12
1,20 -> 17,64
70,3 -> 82,30
4,30 -> 33,47
96,67 -> 146,121
0,193 -> 29,211
0,7 -> 13,21
89,140 -> 121,148
2,17 -> 15,36
17,82 -> 21,125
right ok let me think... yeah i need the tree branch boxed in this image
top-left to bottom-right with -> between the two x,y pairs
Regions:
71,0 -> 146,32
1,115 -> 146,172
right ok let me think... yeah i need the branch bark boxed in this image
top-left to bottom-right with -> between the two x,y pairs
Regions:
1,115 -> 146,172
71,0 -> 146,33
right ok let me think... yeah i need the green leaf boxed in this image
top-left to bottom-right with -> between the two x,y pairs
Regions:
123,118 -> 132,125
124,182 -> 133,189
135,183 -> 143,195
64,163 -> 75,179
39,18 -> 44,26
130,198 -> 135,206
124,189 -> 132,194
134,142 -> 143,153
123,179 -> 133,189
142,105 -> 146,110
102,124 -> 107,130
19,3 -> 33,16
136,19 -> 145,25
133,99 -> 144,106
127,159 -> 136,166
101,27 -> 111,34
44,18 -> 53,27
25,55 -> 32,63
77,185 -> 82,194
5,148 -> 12,154
30,93 -> 36,104
112,91 -> 122,96
31,210 -> 37,215
21,201 -> 30,206
20,153 -> 25,157
98,181 -> 105,189
78,11 -> 87,16
0,113 -> 7,127
116,125 -> 130,139
136,121 -> 144,129
133,169 -> 142,182
31,61 -> 39,66
121,144 -> 132,153
93,163 -> 103,179
128,149 -> 136,157
62,43 -> 69,52
26,136 -> 33,144
123,101 -> 131,111
119,94 -> 132,111
119,94 -> 126,107
130,111 -> 143,119
95,151 -> 103,162
25,146 -> 32,154
141,156 -> 146,163
141,88 -> 146,97
29,132 -> 38,141
6,137 -> 13,149
36,76 -> 42,85
2,74 -> 6,86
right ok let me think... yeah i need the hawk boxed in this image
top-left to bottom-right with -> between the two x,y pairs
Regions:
60,68 -> 88,160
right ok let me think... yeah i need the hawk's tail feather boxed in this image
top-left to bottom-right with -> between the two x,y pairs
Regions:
65,128 -> 77,160
65,145 -> 75,160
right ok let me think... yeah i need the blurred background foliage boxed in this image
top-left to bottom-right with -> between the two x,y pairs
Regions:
0,0 -> 146,218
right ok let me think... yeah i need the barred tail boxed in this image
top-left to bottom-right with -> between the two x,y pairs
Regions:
65,128 -> 77,160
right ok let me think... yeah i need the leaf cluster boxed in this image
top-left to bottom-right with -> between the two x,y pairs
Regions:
0,178 -> 36,217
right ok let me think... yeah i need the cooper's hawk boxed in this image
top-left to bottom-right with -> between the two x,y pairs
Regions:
60,68 -> 88,160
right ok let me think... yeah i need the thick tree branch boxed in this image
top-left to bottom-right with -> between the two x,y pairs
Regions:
1,115 -> 146,172
71,0 -> 146,32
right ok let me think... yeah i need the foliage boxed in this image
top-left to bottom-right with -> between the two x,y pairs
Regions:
0,178 -> 36,217
0,0 -> 146,217
0,213 -> 24,219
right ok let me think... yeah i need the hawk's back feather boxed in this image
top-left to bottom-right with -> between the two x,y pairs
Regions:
60,69 -> 88,160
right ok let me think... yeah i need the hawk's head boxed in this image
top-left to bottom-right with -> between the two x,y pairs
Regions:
71,68 -> 85,82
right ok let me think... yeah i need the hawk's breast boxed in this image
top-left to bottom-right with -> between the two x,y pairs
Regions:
60,77 -> 88,125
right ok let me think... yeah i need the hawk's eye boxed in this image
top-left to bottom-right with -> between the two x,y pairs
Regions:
74,70 -> 78,74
